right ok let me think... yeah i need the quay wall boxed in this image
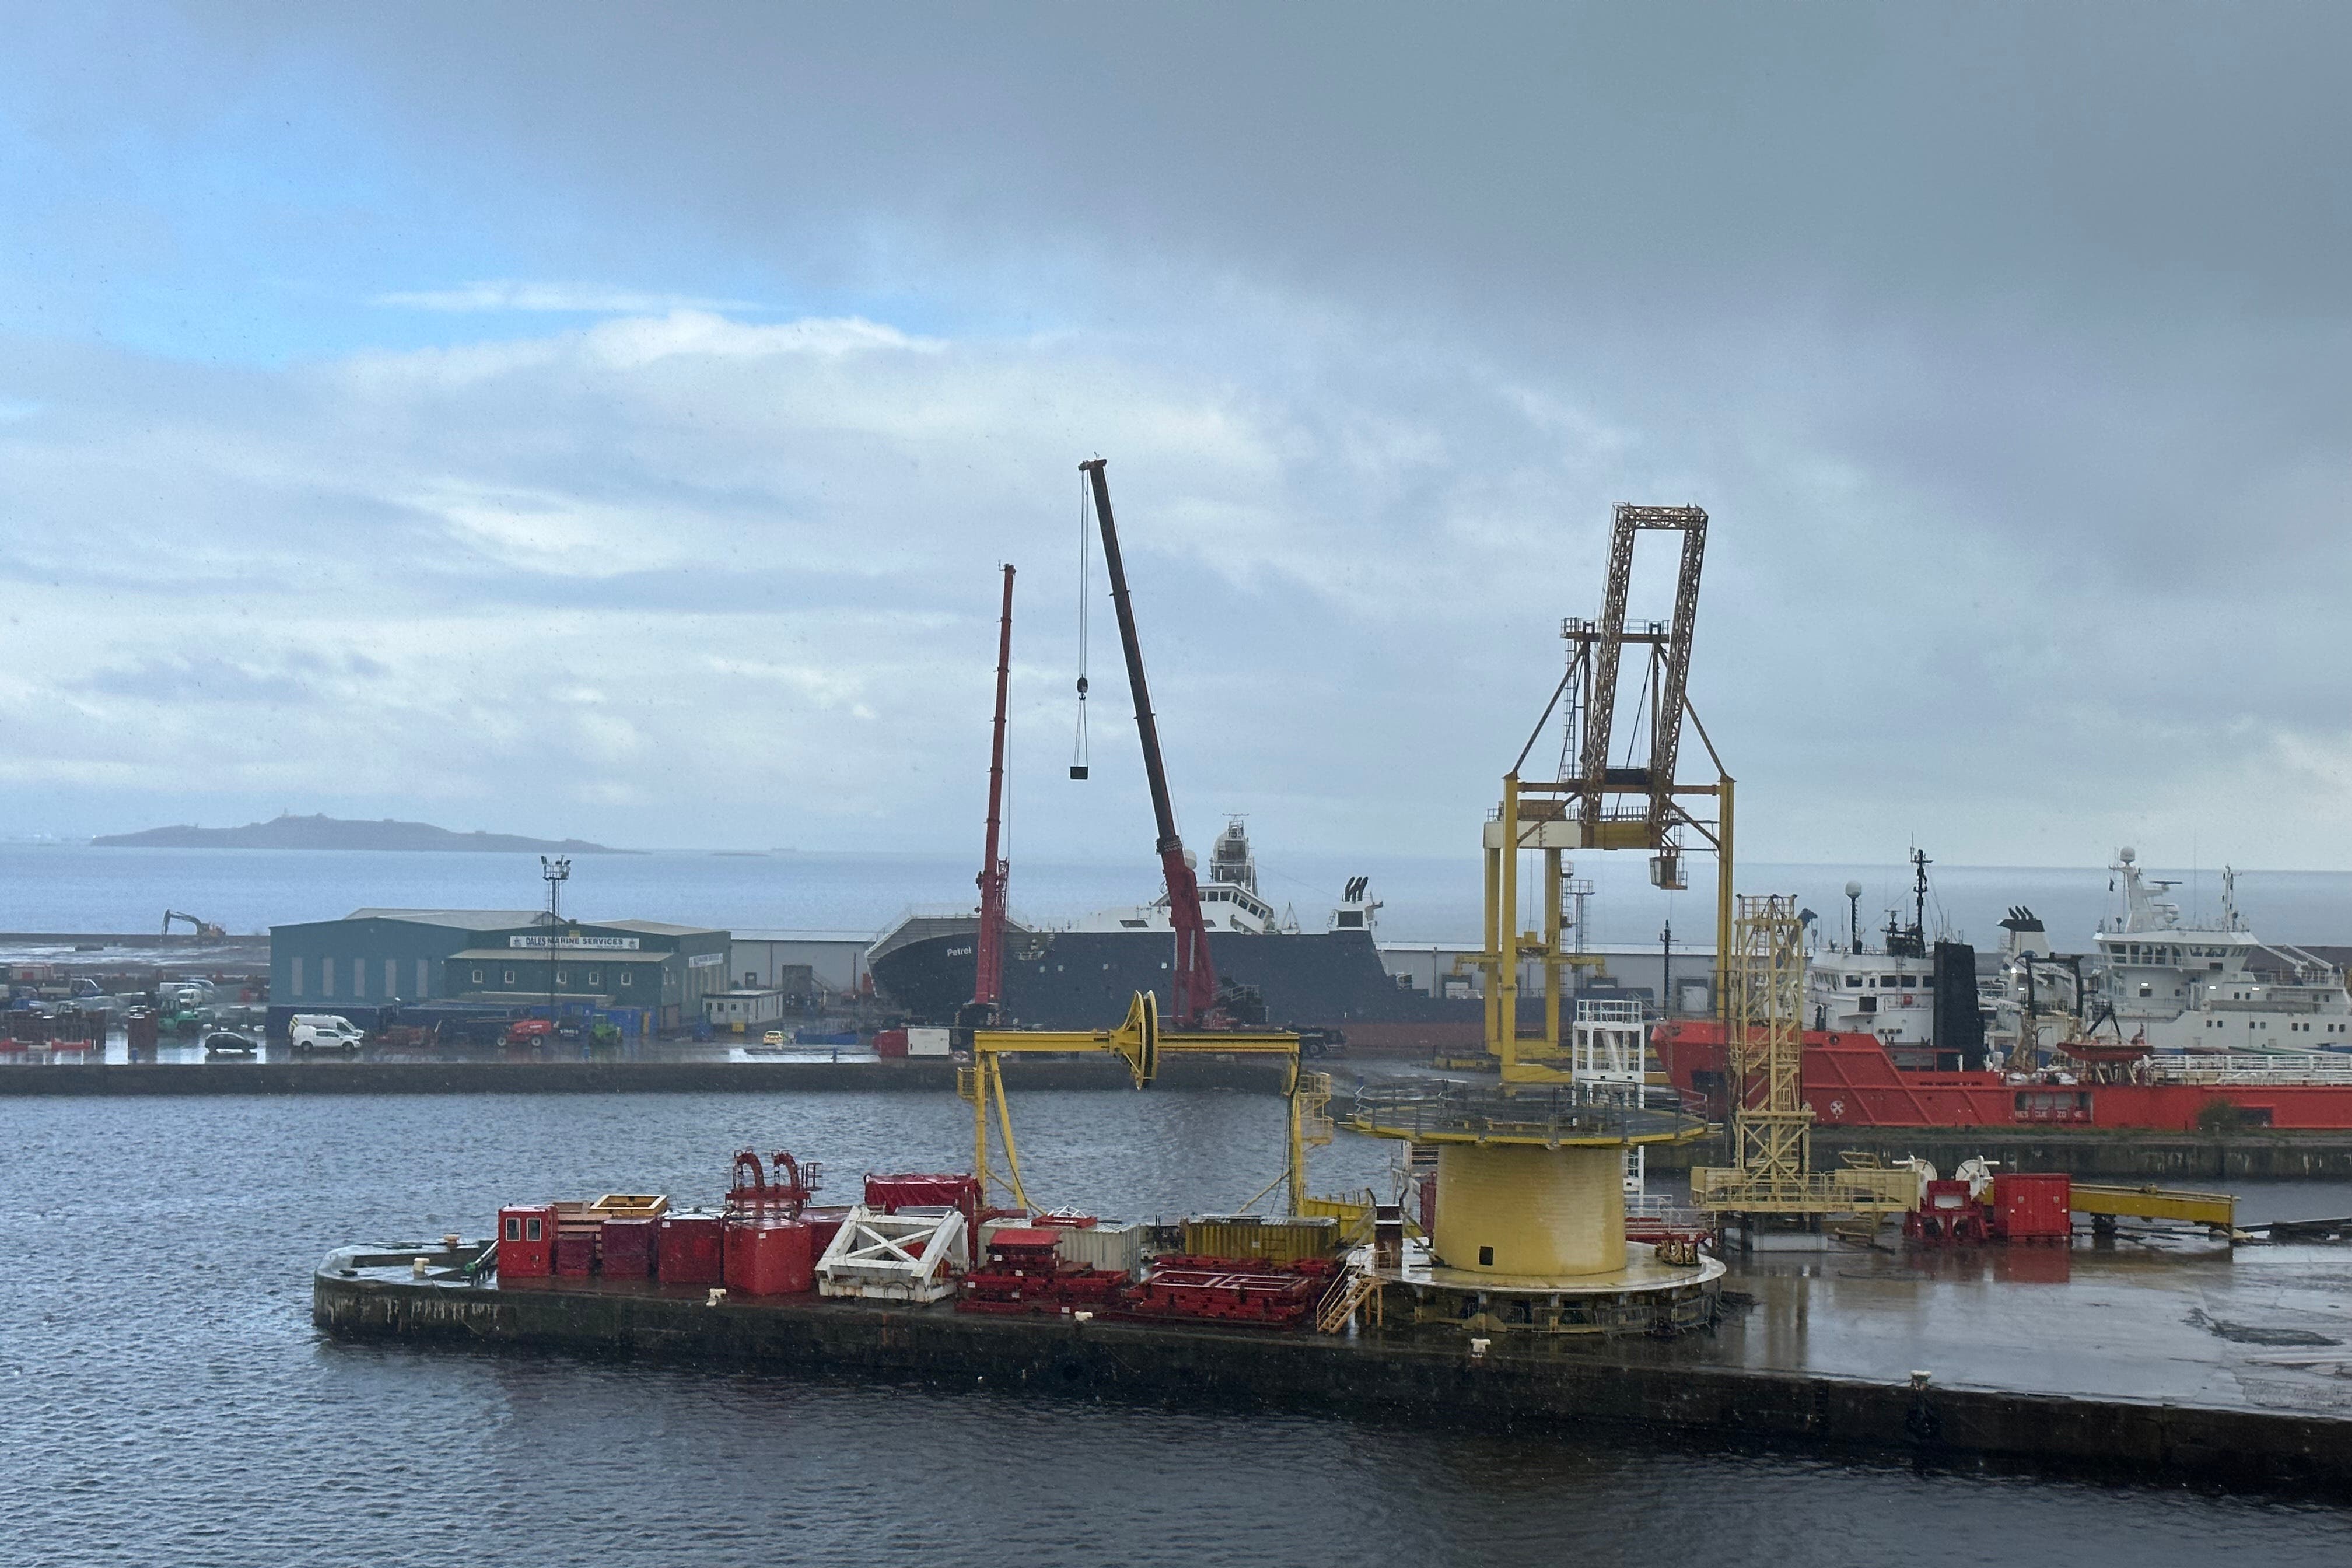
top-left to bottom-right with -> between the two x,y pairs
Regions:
314,1267 -> 2352,1494
0,1056 -> 1289,1097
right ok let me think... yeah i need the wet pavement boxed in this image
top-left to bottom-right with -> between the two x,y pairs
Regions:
1665,1233 -> 2352,1421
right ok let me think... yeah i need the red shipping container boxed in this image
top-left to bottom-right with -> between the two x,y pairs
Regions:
1994,1172 -> 2072,1241
498,1204 -> 555,1279
724,1217 -> 816,1296
803,1205 -> 852,1263
873,1028 -> 909,1059
864,1173 -> 981,1212
554,1232 -> 597,1276
657,1212 -> 727,1286
601,1216 -> 658,1278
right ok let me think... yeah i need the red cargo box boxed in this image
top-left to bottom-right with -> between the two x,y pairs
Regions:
724,1217 -> 816,1296
554,1232 -> 597,1276
498,1204 -> 555,1279
873,1028 -> 909,1059
1994,1172 -> 2072,1241
657,1212 -> 727,1286
864,1173 -> 981,1213
601,1216 -> 658,1278
803,1205 -> 852,1261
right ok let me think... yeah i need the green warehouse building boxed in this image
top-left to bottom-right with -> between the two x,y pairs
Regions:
269,908 -> 731,1031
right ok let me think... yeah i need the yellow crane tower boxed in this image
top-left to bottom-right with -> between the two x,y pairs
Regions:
1461,505 -> 1734,1083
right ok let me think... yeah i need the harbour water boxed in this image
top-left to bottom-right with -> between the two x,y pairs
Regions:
9,1088 -> 2352,1564
5,844 -> 2349,950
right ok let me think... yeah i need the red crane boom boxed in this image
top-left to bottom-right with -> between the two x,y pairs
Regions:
971,563 -> 1016,1020
1080,459 -> 1217,1026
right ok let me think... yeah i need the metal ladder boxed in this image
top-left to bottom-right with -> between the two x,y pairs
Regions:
1315,1263 -> 1382,1335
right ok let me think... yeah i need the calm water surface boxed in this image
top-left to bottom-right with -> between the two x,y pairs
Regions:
5,1089 -> 2351,1567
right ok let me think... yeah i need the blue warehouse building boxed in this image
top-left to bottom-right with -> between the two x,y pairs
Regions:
269,908 -> 731,1035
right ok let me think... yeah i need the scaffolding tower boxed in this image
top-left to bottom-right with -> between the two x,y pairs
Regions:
1690,895 -> 1912,1218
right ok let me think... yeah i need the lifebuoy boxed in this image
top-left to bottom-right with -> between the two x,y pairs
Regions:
1902,993 -> 1916,1006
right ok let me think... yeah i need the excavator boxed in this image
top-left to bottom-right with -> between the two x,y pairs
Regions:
161,910 -> 226,939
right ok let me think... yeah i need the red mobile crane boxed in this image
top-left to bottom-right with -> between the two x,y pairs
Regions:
969,564 -> 1016,1023
1079,459 -> 1218,1027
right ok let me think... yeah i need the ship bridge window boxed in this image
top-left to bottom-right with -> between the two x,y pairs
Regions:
1882,975 -> 1905,987
2139,985 -> 2152,998
1920,976 -> 1934,989
1845,976 -> 1863,989
1336,911 -> 1363,928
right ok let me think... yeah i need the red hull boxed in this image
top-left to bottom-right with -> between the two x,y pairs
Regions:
1654,1020 -> 2352,1133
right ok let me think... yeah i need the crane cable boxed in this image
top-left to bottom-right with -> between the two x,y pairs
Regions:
1072,471 -> 1091,779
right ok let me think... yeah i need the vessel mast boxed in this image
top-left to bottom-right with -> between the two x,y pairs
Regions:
971,563 -> 1016,1021
1080,458 -> 1217,1027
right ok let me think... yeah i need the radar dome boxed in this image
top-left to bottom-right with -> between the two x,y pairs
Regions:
1844,880 -> 1863,898
2118,846 -> 2137,864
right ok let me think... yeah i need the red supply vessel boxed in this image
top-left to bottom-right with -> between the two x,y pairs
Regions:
601,1216 -> 659,1278
724,1217 -> 816,1296
498,1205 -> 555,1278
657,1213 -> 727,1286
1656,1019 -> 2352,1132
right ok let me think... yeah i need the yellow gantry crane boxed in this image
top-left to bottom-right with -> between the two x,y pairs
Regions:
1462,504 -> 1734,1082
964,991 -> 1330,1215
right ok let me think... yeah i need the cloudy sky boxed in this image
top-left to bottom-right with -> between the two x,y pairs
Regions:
2,5 -> 2347,869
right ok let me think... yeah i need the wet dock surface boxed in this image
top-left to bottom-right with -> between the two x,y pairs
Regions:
1625,1239 -> 2352,1422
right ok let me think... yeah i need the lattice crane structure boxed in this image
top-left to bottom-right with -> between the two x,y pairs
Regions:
1688,895 -> 1913,1220
1461,503 -> 1734,1082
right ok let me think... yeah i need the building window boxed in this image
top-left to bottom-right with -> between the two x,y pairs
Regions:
555,969 -> 569,986
290,957 -> 305,997
503,970 -> 517,986
620,972 -> 632,988
587,969 -> 601,987
472,968 -> 484,985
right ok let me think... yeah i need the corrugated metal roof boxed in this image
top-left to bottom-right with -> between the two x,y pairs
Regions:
345,909 -> 546,930
593,918 -> 726,937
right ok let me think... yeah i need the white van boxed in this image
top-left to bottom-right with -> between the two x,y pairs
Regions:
289,1014 -> 365,1054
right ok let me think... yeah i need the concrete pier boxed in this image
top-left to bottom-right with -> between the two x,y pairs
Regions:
317,1248 -> 2352,1494
0,1056 -> 1292,1096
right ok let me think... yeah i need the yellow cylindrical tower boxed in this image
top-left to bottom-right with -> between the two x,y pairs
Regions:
1431,1143 -> 1626,1278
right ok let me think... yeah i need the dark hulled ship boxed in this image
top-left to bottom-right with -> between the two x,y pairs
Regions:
866,820 -> 1481,1051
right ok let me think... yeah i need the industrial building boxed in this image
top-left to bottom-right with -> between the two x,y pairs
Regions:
729,930 -> 872,999
270,909 -> 731,1030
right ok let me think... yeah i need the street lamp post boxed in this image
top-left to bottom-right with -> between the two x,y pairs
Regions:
541,856 -> 570,1028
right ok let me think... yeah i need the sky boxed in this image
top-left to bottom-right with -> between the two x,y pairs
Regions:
2,4 -> 2348,872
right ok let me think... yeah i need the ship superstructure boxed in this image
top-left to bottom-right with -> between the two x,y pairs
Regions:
2092,849 -> 2351,1052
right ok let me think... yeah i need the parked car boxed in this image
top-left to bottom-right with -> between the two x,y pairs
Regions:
762,1030 -> 788,1046
288,1014 -> 364,1054
202,1031 -> 258,1059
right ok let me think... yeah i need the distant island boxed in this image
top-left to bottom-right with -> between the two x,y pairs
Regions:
90,813 -> 636,854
